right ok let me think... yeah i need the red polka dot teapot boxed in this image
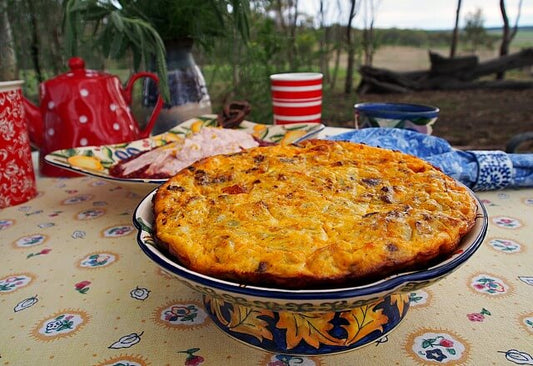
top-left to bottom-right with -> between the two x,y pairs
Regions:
23,57 -> 163,176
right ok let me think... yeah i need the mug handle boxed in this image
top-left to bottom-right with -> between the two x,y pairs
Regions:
124,72 -> 163,138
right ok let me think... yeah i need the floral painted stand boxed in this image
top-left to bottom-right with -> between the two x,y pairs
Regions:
204,294 -> 410,355
0,133 -> 532,365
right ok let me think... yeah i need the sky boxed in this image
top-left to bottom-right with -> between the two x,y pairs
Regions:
301,0 -> 533,30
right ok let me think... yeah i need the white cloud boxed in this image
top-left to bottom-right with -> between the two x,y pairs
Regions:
299,0 -> 532,29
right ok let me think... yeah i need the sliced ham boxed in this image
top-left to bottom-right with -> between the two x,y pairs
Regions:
114,127 -> 259,178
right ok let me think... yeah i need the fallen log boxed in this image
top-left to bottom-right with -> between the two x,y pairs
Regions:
357,47 -> 533,94
356,66 -> 425,93
471,48 -> 533,79
356,74 -> 413,94
429,52 -> 478,78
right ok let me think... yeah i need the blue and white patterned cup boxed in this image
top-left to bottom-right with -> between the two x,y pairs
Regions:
354,102 -> 439,135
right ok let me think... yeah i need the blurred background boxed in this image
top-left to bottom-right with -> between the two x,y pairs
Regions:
2,0 -> 532,149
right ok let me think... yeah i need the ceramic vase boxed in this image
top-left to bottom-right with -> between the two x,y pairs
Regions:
143,39 -> 212,135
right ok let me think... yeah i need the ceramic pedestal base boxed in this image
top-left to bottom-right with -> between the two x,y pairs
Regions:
203,293 -> 410,355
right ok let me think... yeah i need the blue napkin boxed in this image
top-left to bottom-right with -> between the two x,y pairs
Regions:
327,128 -> 533,191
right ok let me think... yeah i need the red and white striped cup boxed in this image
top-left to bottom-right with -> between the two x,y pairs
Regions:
270,73 -> 323,125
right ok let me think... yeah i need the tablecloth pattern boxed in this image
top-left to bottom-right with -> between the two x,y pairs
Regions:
1,175 -> 532,365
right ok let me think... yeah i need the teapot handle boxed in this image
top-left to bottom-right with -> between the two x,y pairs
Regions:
124,72 -> 163,138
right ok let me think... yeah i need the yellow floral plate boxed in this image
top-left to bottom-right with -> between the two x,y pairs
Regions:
44,115 -> 324,186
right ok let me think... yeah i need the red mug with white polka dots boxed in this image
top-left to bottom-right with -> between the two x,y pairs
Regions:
0,80 -> 38,207
22,57 -> 163,177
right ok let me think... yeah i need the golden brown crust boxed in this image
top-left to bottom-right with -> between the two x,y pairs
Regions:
153,139 -> 477,289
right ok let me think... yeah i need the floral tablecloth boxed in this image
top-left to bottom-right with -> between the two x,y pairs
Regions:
1,135 -> 532,365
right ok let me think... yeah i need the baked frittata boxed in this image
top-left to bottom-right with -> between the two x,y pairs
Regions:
153,139 -> 477,289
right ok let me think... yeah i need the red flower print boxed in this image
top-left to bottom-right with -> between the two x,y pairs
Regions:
467,308 -> 491,322
179,348 -> 204,366
468,313 -> 485,322
268,362 -> 286,366
439,339 -> 454,348
75,281 -> 91,290
74,280 -> 91,294
185,355 -> 204,366
27,248 -> 52,259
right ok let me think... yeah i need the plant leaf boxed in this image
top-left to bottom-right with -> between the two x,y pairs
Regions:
277,311 -> 340,349
340,303 -> 390,346
227,304 -> 274,342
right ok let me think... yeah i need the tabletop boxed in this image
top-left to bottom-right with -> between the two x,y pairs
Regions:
1,127 -> 532,365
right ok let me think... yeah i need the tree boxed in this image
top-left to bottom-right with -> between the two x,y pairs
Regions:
0,2 -> 17,80
27,0 -> 44,82
5,0 -> 65,94
271,0 -> 300,70
361,0 -> 381,66
450,0 -> 462,57
498,0 -> 523,79
463,8 -> 487,54
328,1 -> 346,91
318,0 -> 329,81
344,0 -> 359,94
329,24 -> 344,91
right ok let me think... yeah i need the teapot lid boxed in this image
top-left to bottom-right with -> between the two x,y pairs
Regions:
52,57 -> 113,83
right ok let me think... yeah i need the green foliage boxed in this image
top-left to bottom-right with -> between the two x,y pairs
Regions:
463,8 -> 493,52
4,0 -> 66,97
205,11 -> 326,123
133,0 -> 250,48
63,0 -> 170,100
61,0 -> 251,102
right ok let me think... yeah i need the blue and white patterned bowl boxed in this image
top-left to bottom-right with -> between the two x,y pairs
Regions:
133,188 -> 486,355
354,102 -> 439,135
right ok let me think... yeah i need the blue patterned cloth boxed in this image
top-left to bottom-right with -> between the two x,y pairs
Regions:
327,128 -> 533,191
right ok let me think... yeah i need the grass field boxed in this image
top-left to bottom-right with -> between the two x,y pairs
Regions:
488,27 -> 533,47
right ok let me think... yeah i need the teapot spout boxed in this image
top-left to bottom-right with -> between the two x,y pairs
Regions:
22,97 -> 44,148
